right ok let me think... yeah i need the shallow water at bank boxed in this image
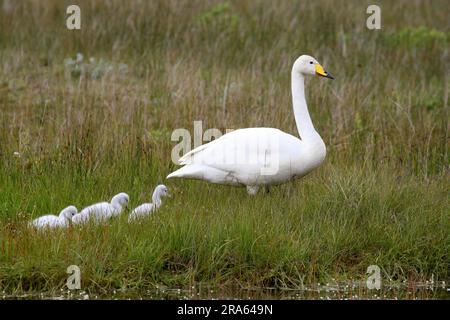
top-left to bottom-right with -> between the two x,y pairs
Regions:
2,281 -> 448,300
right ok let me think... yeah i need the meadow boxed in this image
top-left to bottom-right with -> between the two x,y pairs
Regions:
0,0 -> 448,298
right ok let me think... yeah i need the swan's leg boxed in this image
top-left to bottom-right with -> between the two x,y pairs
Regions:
265,186 -> 270,194
246,185 -> 259,195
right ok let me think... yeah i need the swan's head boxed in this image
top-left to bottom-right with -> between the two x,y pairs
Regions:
293,55 -> 334,79
60,205 -> 78,220
111,192 -> 130,209
153,184 -> 169,201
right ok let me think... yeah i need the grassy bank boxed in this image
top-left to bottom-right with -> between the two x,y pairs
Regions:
0,0 -> 449,296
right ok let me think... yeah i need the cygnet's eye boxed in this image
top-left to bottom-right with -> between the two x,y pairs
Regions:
309,61 -> 314,64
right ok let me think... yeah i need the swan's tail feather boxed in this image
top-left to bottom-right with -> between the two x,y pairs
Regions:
178,143 -> 210,165
167,165 -> 201,179
167,165 -> 230,184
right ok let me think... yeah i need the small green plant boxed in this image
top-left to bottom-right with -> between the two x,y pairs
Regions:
64,53 -> 128,80
197,2 -> 240,33
415,92 -> 443,112
384,26 -> 449,47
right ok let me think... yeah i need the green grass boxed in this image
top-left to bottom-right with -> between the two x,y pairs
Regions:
0,0 -> 449,297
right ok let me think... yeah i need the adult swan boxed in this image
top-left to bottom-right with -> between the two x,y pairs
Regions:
167,55 -> 334,195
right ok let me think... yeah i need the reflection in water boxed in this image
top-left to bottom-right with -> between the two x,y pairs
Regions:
2,281 -> 448,300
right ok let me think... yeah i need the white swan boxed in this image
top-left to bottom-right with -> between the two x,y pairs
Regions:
30,205 -> 78,229
128,185 -> 169,222
72,193 -> 129,225
167,55 -> 333,194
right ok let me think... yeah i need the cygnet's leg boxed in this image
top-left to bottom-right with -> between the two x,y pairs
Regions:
246,185 -> 259,195
265,186 -> 270,194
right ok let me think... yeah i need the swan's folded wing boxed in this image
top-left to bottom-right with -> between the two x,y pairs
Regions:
179,136 -> 226,165
131,203 -> 153,215
178,129 -> 255,165
177,128 -> 298,177
129,203 -> 154,222
32,215 -> 62,229
81,202 -> 110,216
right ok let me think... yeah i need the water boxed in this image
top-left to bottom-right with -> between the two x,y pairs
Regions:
2,281 -> 449,300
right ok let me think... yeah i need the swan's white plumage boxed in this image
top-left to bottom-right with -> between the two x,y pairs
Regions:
129,203 -> 156,216
72,193 -> 129,225
31,205 -> 78,229
128,185 -> 169,222
167,55 -> 332,194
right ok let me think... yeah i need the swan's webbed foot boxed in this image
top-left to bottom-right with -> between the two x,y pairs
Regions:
246,185 -> 259,195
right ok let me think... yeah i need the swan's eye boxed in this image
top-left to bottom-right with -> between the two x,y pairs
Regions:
310,61 -> 313,64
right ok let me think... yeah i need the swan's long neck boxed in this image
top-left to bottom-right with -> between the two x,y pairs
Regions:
59,210 -> 70,221
111,198 -> 123,211
152,192 -> 162,208
291,71 -> 320,141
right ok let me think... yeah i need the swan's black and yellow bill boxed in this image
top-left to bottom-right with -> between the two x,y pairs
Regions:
315,64 -> 334,79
